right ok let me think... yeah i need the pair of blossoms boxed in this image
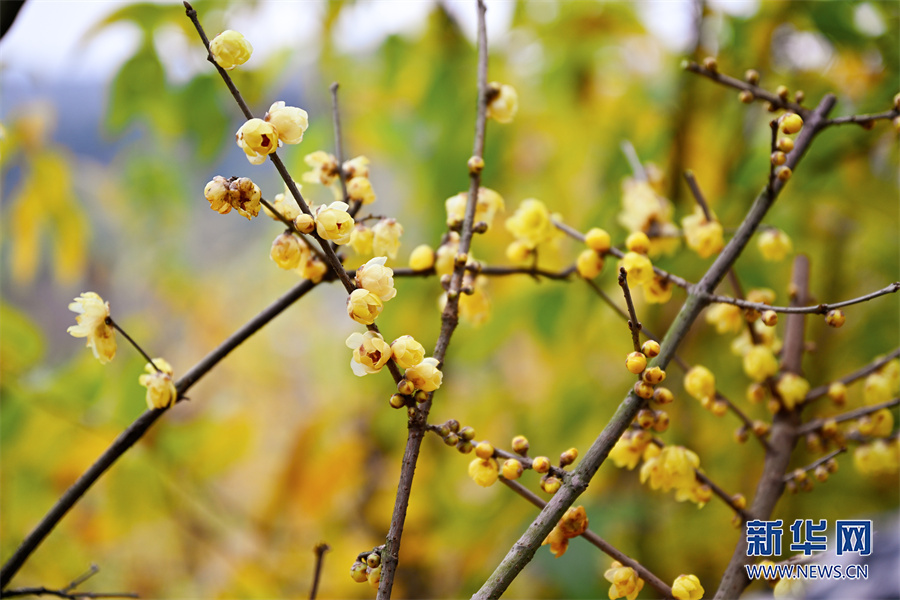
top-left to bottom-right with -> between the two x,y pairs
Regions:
344,258 -> 443,391
684,362 -> 809,416
606,563 -> 703,600
67,293 -> 176,410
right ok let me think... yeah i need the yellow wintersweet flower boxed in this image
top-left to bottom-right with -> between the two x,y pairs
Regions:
404,357 -> 443,392
857,408 -> 894,438
138,358 -> 177,410
67,292 -> 116,364
295,256 -> 328,283
684,366 -> 716,401
776,373 -> 809,410
203,176 -> 233,215
315,201 -> 354,245
853,439 -> 899,475
345,331 -> 392,376
204,176 -> 262,219
619,252 -> 654,286
468,457 -> 499,487
506,199 -> 558,249
682,206 -> 724,259
672,574 -> 704,600
486,82 -> 518,124
263,181 -> 303,221
356,256 -> 396,302
609,431 -> 652,470
349,224 -> 374,256
674,481 -> 712,508
542,524 -> 569,558
372,218 -> 403,259
236,118 -> 279,165
347,176 -> 376,205
347,289 -> 383,325
743,346 -> 779,382
705,303 -> 742,334
409,244 -> 435,271
458,276 -> 491,326
604,562 -> 644,600
209,30 -> 252,70
640,445 -> 699,492
445,187 -> 505,229
270,232 -> 306,270
343,155 -> 370,179
264,101 -> 309,145
576,249 -> 604,279
758,229 -> 793,261
303,151 -> 340,186
619,178 -> 673,234
642,276 -> 673,304
390,336 -> 426,370
863,373 -> 893,405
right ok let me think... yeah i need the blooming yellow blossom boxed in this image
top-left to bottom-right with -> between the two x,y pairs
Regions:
863,373 -> 894,405
747,288 -> 777,305
138,358 -> 177,409
542,506 -> 588,559
445,187 -> 505,229
356,256 -> 396,302
857,408 -> 894,438
236,118 -> 279,165
705,303 -> 743,334
542,524 -> 569,558
67,292 -> 116,364
640,445 -> 699,492
347,289 -> 383,325
642,276 -> 673,304
372,218 -> 403,259
263,182 -> 304,221
347,176 -> 376,205
776,373 -> 809,410
486,82 -> 518,123
758,229 -> 793,261
853,439 -> 899,475
409,244 -> 435,271
604,562 -> 645,600
468,457 -> 499,487
295,256 -> 328,283
672,574 -> 704,600
390,335 -> 426,369
343,156 -> 370,179
505,199 -> 557,249
315,201 -> 354,245
619,178 -> 673,233
609,430 -> 652,470
203,176 -> 261,220
684,366 -> 716,401
264,101 -> 309,145
303,151 -> 340,186
620,252 -> 654,286
345,331 -> 392,376
270,232 -> 306,270
405,357 -> 443,392
209,30 -> 252,70
743,345 -> 779,382
349,224 -> 374,256
203,176 -> 233,215
682,206 -> 724,258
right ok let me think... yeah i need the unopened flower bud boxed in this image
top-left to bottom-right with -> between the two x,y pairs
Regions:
776,137 -> 794,153
532,456 -> 551,474
457,440 -> 474,454
475,441 -> 494,459
468,156 -> 485,174
389,394 -> 406,409
641,340 -> 660,358
459,426 -> 476,442
512,435 -> 530,455
502,458 -> 524,480
397,378 -> 415,395
653,387 -> 674,405
540,475 -> 562,494
559,448 -> 578,467
825,309 -> 845,328
739,90 -> 754,104
761,310 -> 778,326
703,57 -> 718,72
625,352 -> 648,374
744,69 -> 760,85
634,381 -> 654,399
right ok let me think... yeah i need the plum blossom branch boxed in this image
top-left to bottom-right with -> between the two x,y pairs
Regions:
0,279 -> 319,589
681,60 -> 809,117
823,107 -> 900,128
378,2 -> 489,597
802,348 -> 900,405
499,479 -> 675,599
700,282 -> 900,314
782,448 -> 846,483
796,397 -> 900,437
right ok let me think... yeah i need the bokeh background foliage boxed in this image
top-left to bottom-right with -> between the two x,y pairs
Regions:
1,1 -> 898,598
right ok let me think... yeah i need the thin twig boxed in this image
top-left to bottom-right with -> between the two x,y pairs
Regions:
106,319 -> 160,372
802,348 -> 900,405
797,397 -> 900,436
377,2 -> 489,598
682,61 -> 809,117
617,268 -> 642,353
0,279 -> 319,589
702,282 -> 900,314
499,479 -> 674,599
309,543 -> 330,600
823,108 -> 899,128
782,447 -> 846,483
1,565 -> 137,599
329,83 -> 352,211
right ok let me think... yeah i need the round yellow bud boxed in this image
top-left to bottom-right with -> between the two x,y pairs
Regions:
776,85 -> 789,101
744,69 -> 760,85
502,458 -> 524,480
350,561 -> 368,583
776,137 -> 794,153
780,113 -> 804,134
585,228 -> 612,253
825,309 -> 845,328
532,456 -> 551,474
636,408 -> 655,428
620,252 -> 654,286
634,381 -> 654,399
761,310 -> 778,326
747,383 -> 767,404
209,30 -> 253,70
389,394 -> 406,409
739,90 -> 754,104
641,340 -> 660,358
776,166 -> 792,181
625,351 -> 648,374
576,249 -> 604,279
475,441 -> 494,459
711,399 -> 728,416
294,213 -> 315,234
703,57 -> 718,72
512,435 -> 530,455
397,379 -> 415,396
642,366 -> 666,385
467,155 -> 485,175
540,475 -> 562,495
625,231 -> 651,254
770,151 -> 786,166
559,448 -> 578,467
732,493 -> 747,509
827,382 -> 847,406
653,387 -> 674,405
409,244 -> 436,271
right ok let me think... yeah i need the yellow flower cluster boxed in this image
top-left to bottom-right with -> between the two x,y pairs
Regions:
203,175 -> 261,219
682,206 -> 724,259
609,430 -> 653,470
505,199 -> 560,254
236,101 -> 308,165
67,292 -> 116,364
542,506 -> 588,558
604,561 -> 644,600
138,358 -> 177,410
640,445 -> 711,507
775,373 -> 809,410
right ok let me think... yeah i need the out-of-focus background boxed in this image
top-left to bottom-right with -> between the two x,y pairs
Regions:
1,1 -> 898,598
